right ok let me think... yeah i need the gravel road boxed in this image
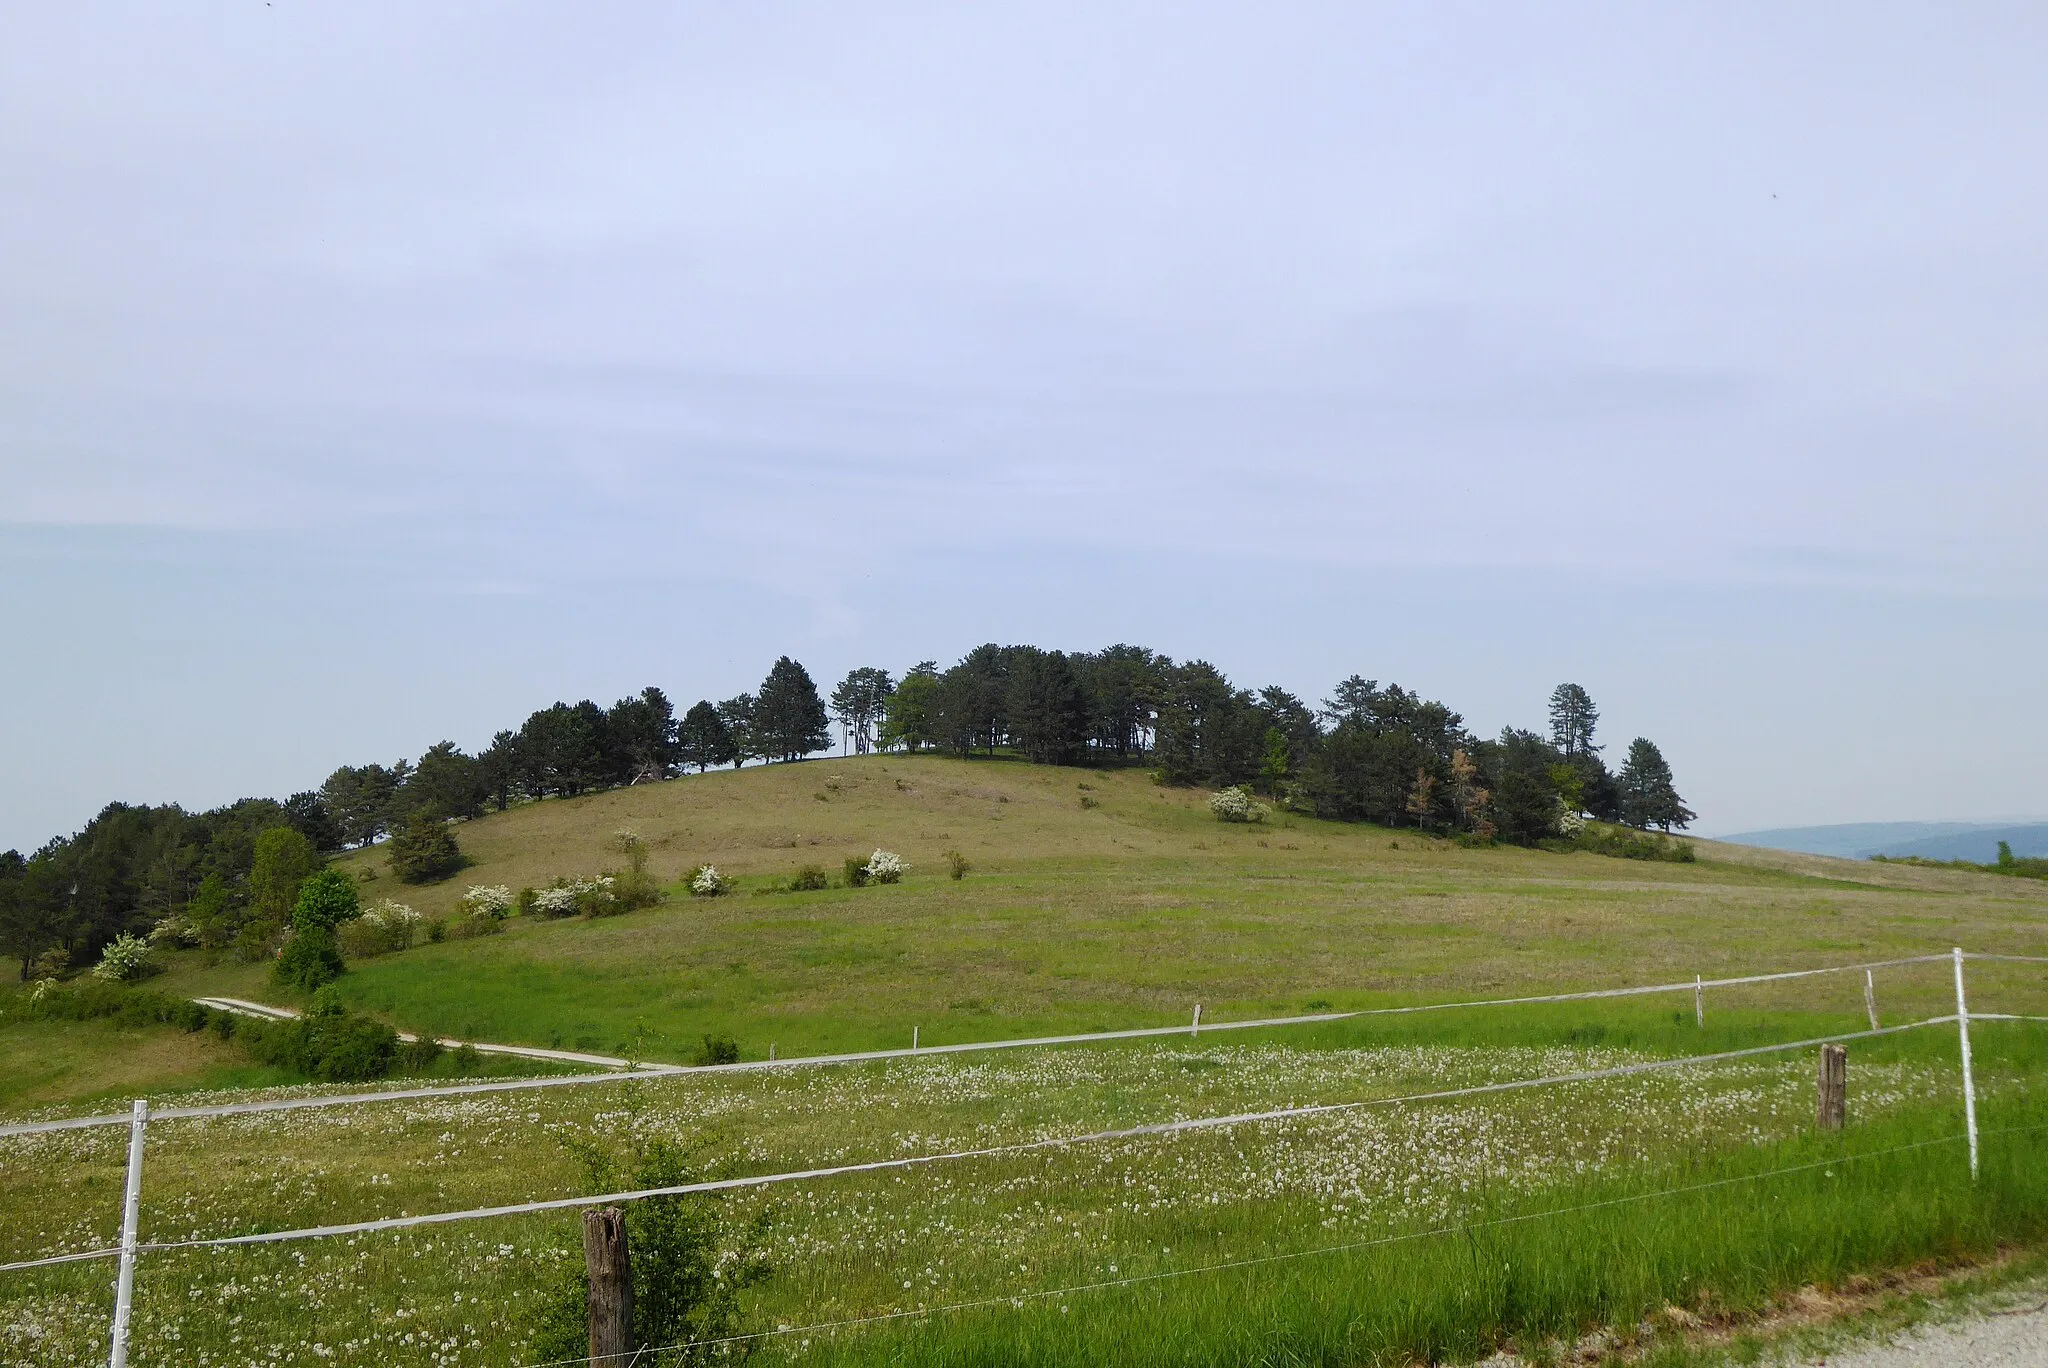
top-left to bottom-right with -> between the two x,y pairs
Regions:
1802,1299 -> 2048,1367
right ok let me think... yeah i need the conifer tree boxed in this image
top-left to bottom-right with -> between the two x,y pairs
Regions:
678,700 -> 737,772
753,657 -> 830,762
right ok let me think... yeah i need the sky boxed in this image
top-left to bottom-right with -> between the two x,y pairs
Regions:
3,3 -> 2046,851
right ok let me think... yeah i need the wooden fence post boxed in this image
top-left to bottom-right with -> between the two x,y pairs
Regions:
583,1206 -> 633,1367
1817,1044 -> 1846,1131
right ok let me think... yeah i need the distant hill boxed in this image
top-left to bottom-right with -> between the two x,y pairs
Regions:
1718,821 -> 2048,863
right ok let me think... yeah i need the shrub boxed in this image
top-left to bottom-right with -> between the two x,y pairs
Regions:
842,855 -> 869,888
274,926 -> 344,992
524,1136 -> 771,1364
531,875 -> 618,917
689,865 -> 729,897
388,811 -> 465,884
459,885 -> 515,919
1562,824 -> 1696,863
426,917 -> 448,943
394,1036 -> 446,1072
148,916 -> 200,949
1555,802 -> 1588,837
788,864 -> 830,892
292,868 -> 362,933
693,1033 -> 741,1066
946,850 -> 969,881
863,849 -> 908,885
447,910 -> 504,939
1209,786 -> 1270,824
608,830 -> 664,911
336,900 -> 420,958
90,933 -> 157,983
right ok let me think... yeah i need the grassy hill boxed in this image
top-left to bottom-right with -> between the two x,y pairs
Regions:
107,753 -> 2048,1066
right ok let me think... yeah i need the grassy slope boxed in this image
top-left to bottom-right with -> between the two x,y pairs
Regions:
114,754 -> 2048,1064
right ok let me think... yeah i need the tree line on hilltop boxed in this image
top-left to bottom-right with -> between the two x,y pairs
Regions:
0,646 -> 1691,978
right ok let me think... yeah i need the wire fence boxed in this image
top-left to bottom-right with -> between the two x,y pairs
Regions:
1,946 -> 2036,1366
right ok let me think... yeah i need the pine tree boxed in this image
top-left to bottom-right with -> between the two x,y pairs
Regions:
753,657 -> 830,762
678,700 -> 737,772
715,694 -> 758,767
1618,737 -> 1694,831
1005,649 -> 1088,764
1547,683 -> 1600,758
830,668 -> 896,755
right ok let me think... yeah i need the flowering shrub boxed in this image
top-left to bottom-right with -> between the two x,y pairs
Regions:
863,849 -> 908,884
459,885 -> 515,920
338,900 -> 422,958
91,933 -> 157,983
689,865 -> 729,897
1554,802 -> 1588,838
1210,786 -> 1271,824
531,876 -> 618,918
148,915 -> 200,949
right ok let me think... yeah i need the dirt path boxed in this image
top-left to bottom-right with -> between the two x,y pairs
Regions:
192,996 -> 637,1068
1795,1299 -> 2048,1367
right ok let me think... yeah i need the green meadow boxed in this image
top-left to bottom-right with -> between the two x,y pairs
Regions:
4,756 -> 2047,1365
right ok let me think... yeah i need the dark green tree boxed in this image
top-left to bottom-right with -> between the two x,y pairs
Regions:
678,700 -> 737,772
478,730 -> 521,810
1077,645 -> 1166,759
754,657 -> 830,762
1486,729 -> 1563,845
715,694 -> 759,767
1618,737 -> 1695,831
606,687 -> 679,783
938,645 -> 1013,755
282,791 -> 344,852
320,763 -> 406,848
388,810 -> 465,884
1547,683 -> 1601,759
1005,648 -> 1088,765
404,742 -> 488,820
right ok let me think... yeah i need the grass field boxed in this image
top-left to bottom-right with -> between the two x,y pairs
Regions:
50,754 -> 2048,1068
4,756 -> 2048,1366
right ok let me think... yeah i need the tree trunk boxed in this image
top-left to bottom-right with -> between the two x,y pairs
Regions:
583,1207 -> 633,1366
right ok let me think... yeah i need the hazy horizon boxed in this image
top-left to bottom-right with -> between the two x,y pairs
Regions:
5,4 -> 2046,851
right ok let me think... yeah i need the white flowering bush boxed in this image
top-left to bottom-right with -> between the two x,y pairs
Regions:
689,864 -> 729,897
530,876 -> 618,918
459,885 -> 515,920
863,849 -> 908,884
338,900 -> 422,958
1555,802 -> 1588,838
91,933 -> 157,982
1209,786 -> 1270,824
148,915 -> 200,949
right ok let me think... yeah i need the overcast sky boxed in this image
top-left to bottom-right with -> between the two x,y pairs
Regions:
3,3 -> 2045,850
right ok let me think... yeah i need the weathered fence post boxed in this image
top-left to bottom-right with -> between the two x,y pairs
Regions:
1192,1003 -> 1202,1037
1863,970 -> 1880,1031
583,1206 -> 633,1367
1817,1044 -> 1846,1131
1694,975 -> 1704,1028
107,1098 -> 148,1368
1952,947 -> 1978,1180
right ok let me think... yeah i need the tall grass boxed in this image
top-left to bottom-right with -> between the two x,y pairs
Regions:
789,1102 -> 2048,1367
